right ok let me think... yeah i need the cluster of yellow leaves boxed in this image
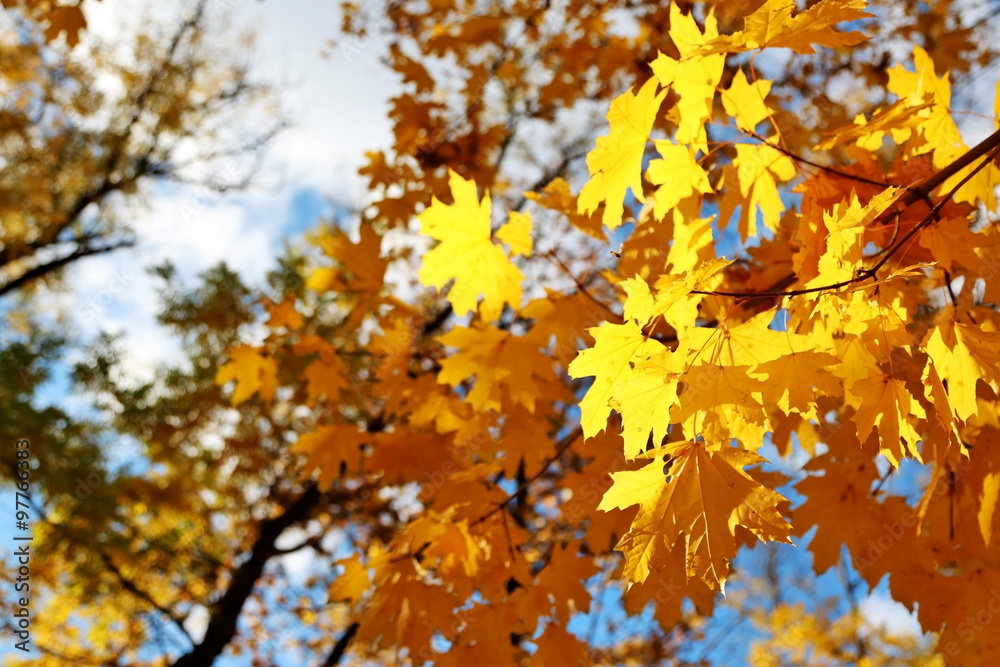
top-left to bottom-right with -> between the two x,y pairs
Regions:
558,0 -> 1000,661
205,0 -> 1000,664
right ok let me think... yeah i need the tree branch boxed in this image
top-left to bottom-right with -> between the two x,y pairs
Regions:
170,483 -> 322,667
321,622 -> 360,667
0,240 -> 135,299
692,135 -> 1000,301
471,425 -> 582,527
99,552 -> 194,645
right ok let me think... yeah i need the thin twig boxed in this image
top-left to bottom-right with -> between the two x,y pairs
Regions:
691,144 -> 1000,300
470,426 -> 583,527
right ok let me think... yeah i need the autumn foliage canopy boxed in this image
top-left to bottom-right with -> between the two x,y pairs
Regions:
11,0 -> 1000,664
220,0 -> 1000,663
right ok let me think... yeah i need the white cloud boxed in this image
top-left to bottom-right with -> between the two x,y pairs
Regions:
859,592 -> 922,637
48,0 -> 399,385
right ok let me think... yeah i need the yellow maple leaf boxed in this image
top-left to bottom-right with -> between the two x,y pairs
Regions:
650,5 -> 725,153
619,257 -> 731,332
849,373 -> 926,466
418,170 -> 525,320
805,187 -> 902,288
754,351 -> 842,419
720,69 -> 773,133
494,210 -> 532,256
567,320 -> 663,439
577,78 -> 665,229
437,323 -> 557,413
646,140 -> 713,220
673,362 -> 772,449
683,309 -> 803,368
215,344 -> 279,406
328,554 -> 370,605
699,0 -> 871,55
817,98 -> 932,151
598,441 -> 791,589
722,141 -> 796,238
886,46 -> 1000,208
667,209 -> 716,274
924,322 -> 1000,422
921,362 -> 967,460
607,347 -> 684,457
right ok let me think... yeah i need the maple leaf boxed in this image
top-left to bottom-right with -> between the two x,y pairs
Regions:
44,5 -> 88,46
720,140 -> 797,238
598,441 -> 791,589
496,410 -> 554,476
817,98 -> 933,151
524,177 -> 606,239
328,554 -> 370,605
754,351 -> 842,418
720,69 -> 773,133
356,578 -> 459,660
849,373 -> 926,466
215,344 -> 279,405
308,222 -> 388,294
646,140 -> 713,220
924,322 -> 1000,422
682,310 -> 801,367
700,0 -> 871,55
538,542 -> 599,622
887,46 -> 1000,207
622,542 -> 716,633
673,362 -> 772,449
921,362 -> 968,461
301,357 -> 350,402
619,257 -> 732,332
264,295 -> 303,331
577,78 -> 665,229
792,449 -> 912,582
402,512 -> 483,578
567,320 -> 664,440
607,347 -> 683,457
291,424 -> 369,486
650,5 -> 725,153
437,323 -> 558,413
530,623 -> 588,667
417,170 -> 526,320
293,335 -> 351,402
495,210 -> 533,256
